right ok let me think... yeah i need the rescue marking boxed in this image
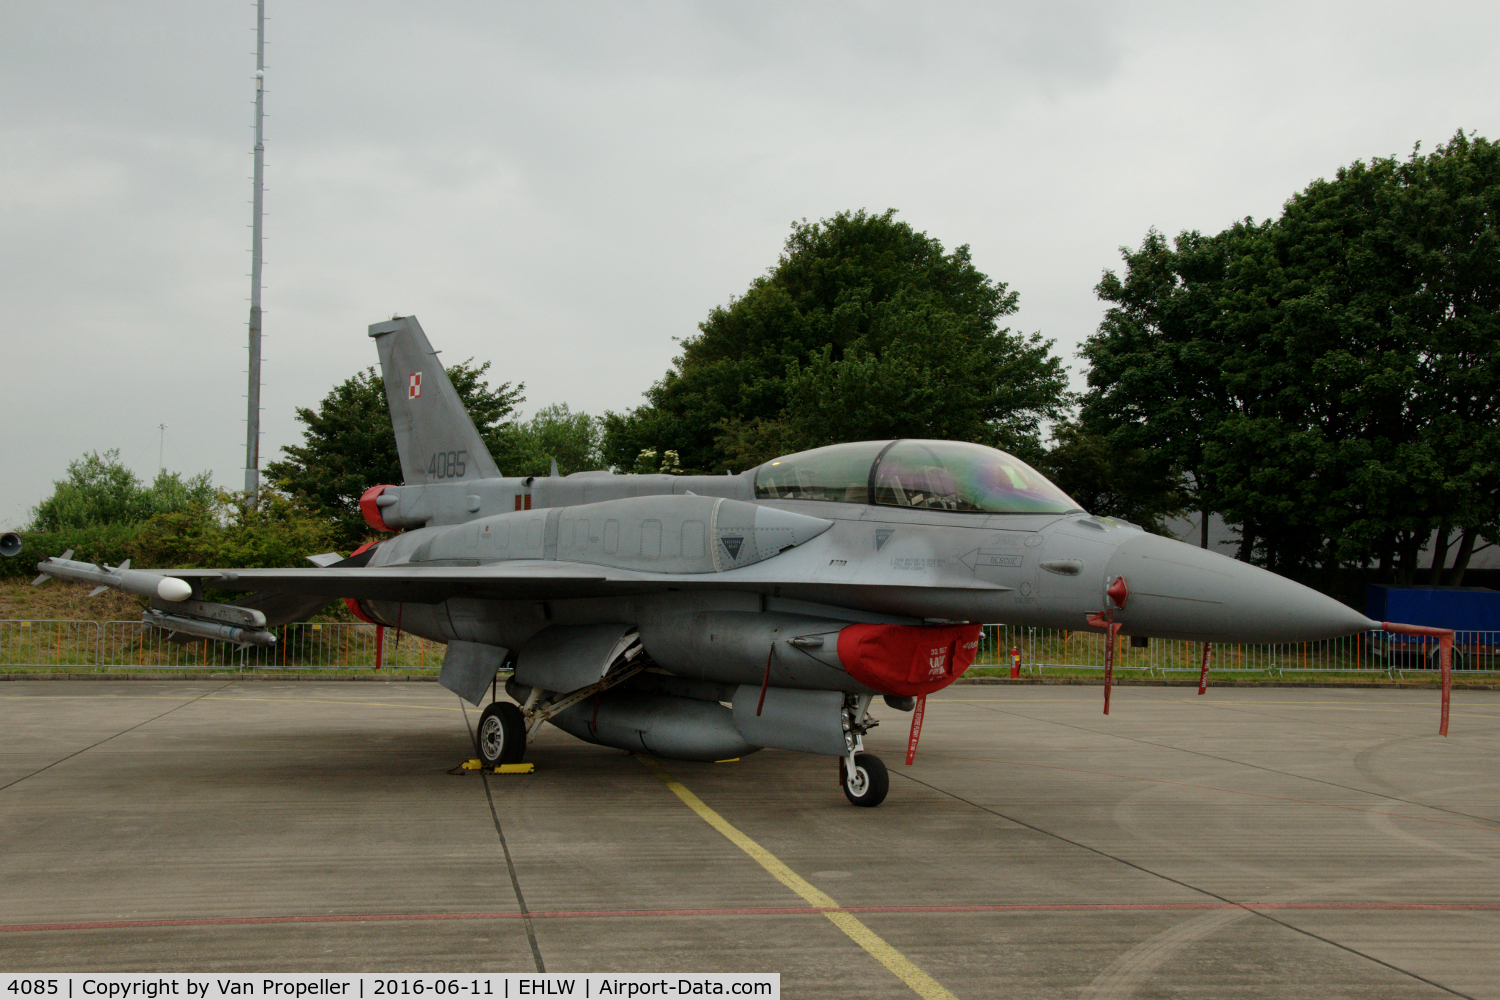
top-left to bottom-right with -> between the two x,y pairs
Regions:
637,755 -> 960,1000
4,901 -> 1493,935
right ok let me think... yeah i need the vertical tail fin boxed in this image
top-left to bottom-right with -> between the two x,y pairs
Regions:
368,316 -> 502,484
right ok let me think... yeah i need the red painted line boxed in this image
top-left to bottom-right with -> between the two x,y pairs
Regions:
3,902 -> 1496,934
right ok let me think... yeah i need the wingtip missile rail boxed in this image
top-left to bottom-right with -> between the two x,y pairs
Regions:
29,553 -> 194,602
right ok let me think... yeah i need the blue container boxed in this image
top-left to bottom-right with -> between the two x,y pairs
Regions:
1366,585 -> 1500,633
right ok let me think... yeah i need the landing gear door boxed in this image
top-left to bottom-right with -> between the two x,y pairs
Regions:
513,623 -> 639,694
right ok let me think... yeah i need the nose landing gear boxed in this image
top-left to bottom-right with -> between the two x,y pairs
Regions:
840,751 -> 889,807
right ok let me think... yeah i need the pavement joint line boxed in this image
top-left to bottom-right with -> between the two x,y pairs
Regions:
954,699 -> 1500,828
916,751 -> 1500,835
0,680 -> 235,793
4,901 -> 1499,934
461,700 -> 545,974
636,754 -> 960,1000
893,769 -> 1479,1000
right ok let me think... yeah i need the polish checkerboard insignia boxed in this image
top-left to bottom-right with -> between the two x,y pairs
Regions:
409,372 -> 422,399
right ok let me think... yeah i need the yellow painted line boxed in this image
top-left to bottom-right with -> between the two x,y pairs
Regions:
637,755 -> 958,1000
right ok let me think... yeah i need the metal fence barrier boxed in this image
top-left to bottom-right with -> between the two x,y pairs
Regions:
4,619 -> 1496,675
97,621 -> 446,671
0,620 -> 101,667
0,620 -> 443,671
976,626 -> 1499,675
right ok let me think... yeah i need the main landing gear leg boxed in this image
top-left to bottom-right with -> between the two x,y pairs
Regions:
837,694 -> 888,807
840,749 -> 889,807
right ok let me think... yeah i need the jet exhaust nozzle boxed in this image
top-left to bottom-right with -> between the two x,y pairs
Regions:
0,533 -> 20,559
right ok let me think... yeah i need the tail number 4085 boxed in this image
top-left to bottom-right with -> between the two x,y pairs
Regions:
429,450 -> 468,479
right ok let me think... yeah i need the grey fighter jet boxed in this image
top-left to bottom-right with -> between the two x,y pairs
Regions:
10,317 -> 1380,806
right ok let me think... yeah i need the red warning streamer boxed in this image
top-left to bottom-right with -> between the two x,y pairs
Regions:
1382,621 -> 1454,736
1086,612 -> 1123,715
905,694 -> 927,765
1197,642 -> 1214,696
373,625 -> 385,672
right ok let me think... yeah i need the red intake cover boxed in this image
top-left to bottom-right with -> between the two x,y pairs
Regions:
836,622 -> 984,697
360,485 -> 397,532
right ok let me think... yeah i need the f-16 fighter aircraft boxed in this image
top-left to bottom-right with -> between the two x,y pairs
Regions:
10,317 -> 1382,807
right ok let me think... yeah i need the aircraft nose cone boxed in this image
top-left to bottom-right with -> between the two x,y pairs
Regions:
1104,533 -> 1378,643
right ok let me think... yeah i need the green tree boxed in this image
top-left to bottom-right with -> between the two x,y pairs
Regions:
1037,421 -> 1190,535
603,210 -> 1072,472
1081,131 -> 1500,589
29,450 -> 215,531
1081,224 -> 1266,548
490,404 -> 604,478
130,490 -> 343,570
265,362 -> 524,545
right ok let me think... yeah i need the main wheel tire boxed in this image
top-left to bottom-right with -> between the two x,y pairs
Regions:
476,701 -> 527,766
841,752 -> 889,807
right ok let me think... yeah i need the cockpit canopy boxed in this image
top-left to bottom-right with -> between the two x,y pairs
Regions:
754,440 -> 1083,515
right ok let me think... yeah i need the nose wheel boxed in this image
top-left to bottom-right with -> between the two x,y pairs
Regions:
840,751 -> 889,807
476,701 -> 527,766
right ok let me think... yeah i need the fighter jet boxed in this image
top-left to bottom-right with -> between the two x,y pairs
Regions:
9,317 -> 1382,806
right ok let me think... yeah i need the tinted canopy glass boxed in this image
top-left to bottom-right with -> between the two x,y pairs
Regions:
873,440 -> 1081,513
754,440 -> 1082,514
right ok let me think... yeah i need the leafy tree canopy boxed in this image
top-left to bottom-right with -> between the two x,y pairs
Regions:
1036,422 -> 1190,535
603,209 -> 1072,472
29,449 -> 215,532
129,489 -> 343,570
1081,130 -> 1500,588
490,404 -> 604,479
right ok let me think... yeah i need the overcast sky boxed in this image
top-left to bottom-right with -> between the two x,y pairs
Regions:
3,1 -> 1496,527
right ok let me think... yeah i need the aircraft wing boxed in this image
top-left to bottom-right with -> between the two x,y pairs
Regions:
165,562 -> 625,604
146,556 -> 1007,623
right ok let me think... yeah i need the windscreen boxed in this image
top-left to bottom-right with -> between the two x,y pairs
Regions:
873,440 -> 1082,514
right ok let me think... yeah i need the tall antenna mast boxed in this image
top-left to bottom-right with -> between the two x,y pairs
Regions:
243,0 -> 266,499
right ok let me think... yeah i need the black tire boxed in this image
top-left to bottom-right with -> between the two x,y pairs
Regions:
476,701 -> 527,765
1428,646 -> 1468,671
840,752 -> 889,807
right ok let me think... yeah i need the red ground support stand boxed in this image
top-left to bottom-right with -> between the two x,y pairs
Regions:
1197,642 -> 1214,696
1382,621 -> 1454,736
1086,612 -> 1123,715
905,693 -> 927,765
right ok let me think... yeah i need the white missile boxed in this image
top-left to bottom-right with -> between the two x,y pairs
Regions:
32,554 -> 193,602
